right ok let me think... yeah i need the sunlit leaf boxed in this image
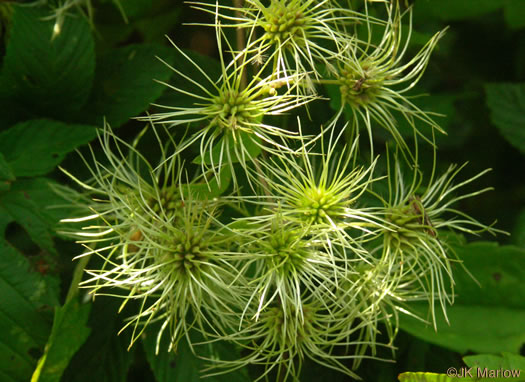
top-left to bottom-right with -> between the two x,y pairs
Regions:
31,299 -> 91,382
398,371 -> 471,381
463,353 -> 525,381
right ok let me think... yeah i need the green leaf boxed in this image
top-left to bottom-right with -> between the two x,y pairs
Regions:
61,298 -> 134,382
0,177 -> 82,254
192,131 -> 262,166
0,152 -> 15,182
391,93 -> 470,148
135,8 -> 182,43
452,242 -> 525,309
142,329 -> 188,382
0,239 -> 59,382
1,183 -> 55,254
31,299 -> 91,382
398,372 -> 472,381
0,153 -> 14,191
12,178 -> 73,228
413,0 -> 505,21
155,48 -> 222,102
117,0 -> 152,20
399,367 -> 524,382
463,353 -> 525,381
485,83 -> 525,155
150,48 -> 222,115
0,119 -> 97,177
81,44 -> 176,127
399,242 -> 525,354
0,180 -> 11,192
186,167 -> 232,199
504,0 -> 525,29
400,303 -> 525,354
0,7 -> 95,121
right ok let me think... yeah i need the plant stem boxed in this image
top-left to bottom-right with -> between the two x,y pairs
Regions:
65,254 -> 91,304
234,0 -> 248,90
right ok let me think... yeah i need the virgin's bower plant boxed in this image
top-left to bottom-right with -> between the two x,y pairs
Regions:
189,0 -> 383,88
324,1 -> 446,158
243,119 -> 389,264
138,24 -> 316,190
14,0 -> 512,381
374,147 -> 501,328
57,124 -> 246,353
208,291 -> 389,381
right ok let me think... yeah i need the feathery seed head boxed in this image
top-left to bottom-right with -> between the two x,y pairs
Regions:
266,226 -> 310,274
332,1 -> 447,155
249,122 -> 386,260
140,31 -> 314,188
237,216 -> 335,325
214,295 -> 368,381
190,0 -> 370,82
376,149 -> 504,327
384,194 -> 436,249
58,123 -> 244,353
295,184 -> 348,225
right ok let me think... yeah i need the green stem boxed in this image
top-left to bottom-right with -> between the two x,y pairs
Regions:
65,255 -> 91,304
234,0 -> 248,90
313,79 -> 340,85
277,352 -> 290,382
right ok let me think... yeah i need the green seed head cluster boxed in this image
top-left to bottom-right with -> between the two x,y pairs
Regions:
160,231 -> 208,277
211,89 -> 256,131
339,65 -> 383,108
266,228 -> 309,273
262,302 -> 315,346
329,4 -> 448,155
263,1 -> 306,45
149,185 -> 182,220
58,1 -> 504,381
296,185 -> 346,225
385,196 -> 435,248
192,0 -> 368,84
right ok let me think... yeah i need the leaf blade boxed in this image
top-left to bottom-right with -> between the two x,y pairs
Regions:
0,119 -> 97,178
485,82 -> 525,155
399,242 -> 525,354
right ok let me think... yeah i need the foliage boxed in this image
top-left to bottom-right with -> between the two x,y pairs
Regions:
0,0 -> 524,381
